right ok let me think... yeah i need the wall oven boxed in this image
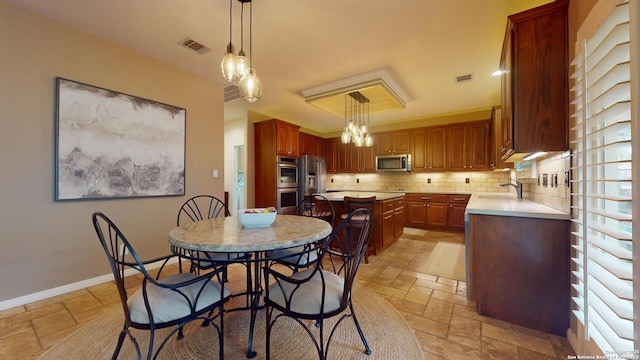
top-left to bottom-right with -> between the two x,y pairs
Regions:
276,187 -> 299,214
276,156 -> 299,214
276,156 -> 298,188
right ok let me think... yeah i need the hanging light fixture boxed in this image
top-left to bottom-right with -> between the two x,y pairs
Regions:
341,91 -> 373,147
220,0 -> 238,82
221,0 -> 261,102
238,0 -> 262,102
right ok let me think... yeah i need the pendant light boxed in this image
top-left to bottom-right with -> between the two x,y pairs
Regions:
239,0 -> 261,102
341,91 -> 373,147
220,0 -> 238,82
234,2 -> 249,79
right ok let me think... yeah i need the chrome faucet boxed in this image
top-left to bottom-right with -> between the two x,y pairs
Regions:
500,178 -> 523,199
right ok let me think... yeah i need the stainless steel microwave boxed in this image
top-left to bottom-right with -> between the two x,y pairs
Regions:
376,154 -> 411,172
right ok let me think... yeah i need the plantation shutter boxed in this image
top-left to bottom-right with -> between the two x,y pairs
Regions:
569,1 -> 633,353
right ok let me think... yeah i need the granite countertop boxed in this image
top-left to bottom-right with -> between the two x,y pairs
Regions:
465,192 -> 570,220
317,191 -> 405,201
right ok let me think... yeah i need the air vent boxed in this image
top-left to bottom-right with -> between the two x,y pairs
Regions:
179,38 -> 210,54
455,74 -> 473,83
224,84 -> 241,102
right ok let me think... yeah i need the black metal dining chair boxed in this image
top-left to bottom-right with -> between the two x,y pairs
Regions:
266,194 -> 335,272
342,195 -> 376,263
263,208 -> 373,360
177,195 -> 251,276
92,212 -> 230,360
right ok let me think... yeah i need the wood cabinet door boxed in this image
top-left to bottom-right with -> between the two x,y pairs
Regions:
448,203 -> 467,229
446,125 -> 467,171
467,121 -> 491,170
410,129 -> 427,171
275,122 -> 299,156
393,132 -> 410,153
426,202 -> 448,227
326,138 -> 338,173
406,201 -> 427,227
500,27 -> 514,160
376,133 -> 393,154
382,209 -> 395,248
394,199 -> 405,239
427,127 -> 447,171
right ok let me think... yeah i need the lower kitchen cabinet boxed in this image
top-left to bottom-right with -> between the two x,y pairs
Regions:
406,193 -> 468,231
468,214 -> 569,336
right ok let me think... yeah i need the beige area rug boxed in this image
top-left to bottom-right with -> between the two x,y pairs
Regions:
38,285 -> 423,360
422,242 -> 466,281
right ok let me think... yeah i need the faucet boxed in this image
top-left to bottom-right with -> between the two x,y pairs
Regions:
500,178 -> 523,199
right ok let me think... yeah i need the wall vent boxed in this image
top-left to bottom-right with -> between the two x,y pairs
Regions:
224,84 -> 241,102
179,38 -> 210,54
455,74 -> 473,83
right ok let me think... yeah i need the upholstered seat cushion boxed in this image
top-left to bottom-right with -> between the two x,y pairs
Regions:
267,269 -> 344,315
128,273 -> 230,324
267,246 -> 318,266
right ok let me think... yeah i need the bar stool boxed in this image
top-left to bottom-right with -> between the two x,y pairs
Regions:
341,196 -> 376,263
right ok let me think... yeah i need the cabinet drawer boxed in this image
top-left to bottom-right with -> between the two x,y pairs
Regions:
449,195 -> 471,204
406,194 -> 448,203
382,199 -> 395,211
394,197 -> 405,208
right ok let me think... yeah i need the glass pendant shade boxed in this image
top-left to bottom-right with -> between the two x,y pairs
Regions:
239,68 -> 262,103
235,50 -> 250,79
341,129 -> 351,144
364,133 -> 373,147
221,43 -> 238,82
341,91 -> 374,147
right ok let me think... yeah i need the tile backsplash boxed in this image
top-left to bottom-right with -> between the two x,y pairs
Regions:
518,151 -> 571,213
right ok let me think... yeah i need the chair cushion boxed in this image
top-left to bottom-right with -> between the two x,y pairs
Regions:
128,273 -> 230,324
267,246 -> 318,266
193,252 -> 247,269
267,269 -> 344,315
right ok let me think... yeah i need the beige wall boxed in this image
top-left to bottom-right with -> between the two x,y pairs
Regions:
0,2 -> 225,302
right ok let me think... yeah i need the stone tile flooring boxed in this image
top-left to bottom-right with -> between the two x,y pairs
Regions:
0,228 -> 575,359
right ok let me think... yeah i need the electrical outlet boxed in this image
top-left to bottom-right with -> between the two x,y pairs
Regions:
465,178 -> 470,184
119,244 -> 129,256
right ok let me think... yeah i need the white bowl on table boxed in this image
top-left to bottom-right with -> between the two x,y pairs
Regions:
237,208 -> 277,228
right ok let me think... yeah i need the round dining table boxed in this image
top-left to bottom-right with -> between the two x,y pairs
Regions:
167,214 -> 332,358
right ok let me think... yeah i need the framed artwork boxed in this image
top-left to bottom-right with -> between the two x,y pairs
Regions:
55,77 -> 186,200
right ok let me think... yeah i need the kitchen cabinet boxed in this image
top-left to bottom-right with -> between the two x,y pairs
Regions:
348,140 -> 376,173
468,214 -> 569,336
410,126 -> 447,172
447,195 -> 470,229
446,120 -> 491,171
299,132 -> 326,158
380,197 -> 406,250
376,131 -> 410,155
275,121 -> 300,157
499,0 -> 569,161
491,106 -> 512,170
326,137 -> 347,173
406,194 -> 450,229
394,197 -> 406,239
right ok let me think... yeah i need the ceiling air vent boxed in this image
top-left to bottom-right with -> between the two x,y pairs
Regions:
455,74 -> 473,83
224,84 -> 241,102
179,38 -> 210,54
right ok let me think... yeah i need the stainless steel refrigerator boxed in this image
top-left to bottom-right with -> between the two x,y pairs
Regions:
298,155 -> 327,199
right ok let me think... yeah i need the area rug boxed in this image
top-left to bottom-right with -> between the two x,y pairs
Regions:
423,242 -> 466,281
38,284 -> 423,359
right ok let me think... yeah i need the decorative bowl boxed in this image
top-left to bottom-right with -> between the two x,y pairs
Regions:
237,208 -> 277,228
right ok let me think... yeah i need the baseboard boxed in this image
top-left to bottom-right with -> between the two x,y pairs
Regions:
0,257 -> 182,312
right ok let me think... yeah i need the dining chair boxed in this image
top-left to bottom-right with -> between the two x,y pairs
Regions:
267,194 -> 335,272
341,195 -> 376,263
263,208 -> 373,360
92,212 -> 230,360
177,195 -> 251,276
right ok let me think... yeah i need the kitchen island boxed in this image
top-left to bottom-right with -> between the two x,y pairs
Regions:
465,192 -> 570,336
317,191 -> 405,255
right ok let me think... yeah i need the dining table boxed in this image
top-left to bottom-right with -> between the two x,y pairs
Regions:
167,214 -> 333,358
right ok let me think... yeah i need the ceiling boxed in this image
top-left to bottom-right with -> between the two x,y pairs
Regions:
8,0 -> 552,135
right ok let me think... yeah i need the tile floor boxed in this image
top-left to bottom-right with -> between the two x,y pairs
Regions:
0,228 -> 575,359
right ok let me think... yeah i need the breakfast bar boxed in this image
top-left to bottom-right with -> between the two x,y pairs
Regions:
317,191 -> 406,255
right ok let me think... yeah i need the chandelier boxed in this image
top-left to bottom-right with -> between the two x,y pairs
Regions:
341,91 -> 373,147
220,0 -> 262,102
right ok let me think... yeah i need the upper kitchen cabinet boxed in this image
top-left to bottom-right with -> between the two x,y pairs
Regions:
491,106 -> 512,170
299,132 -> 326,158
348,141 -> 376,173
326,137 -> 348,173
272,120 -> 300,157
410,126 -> 447,172
447,120 -> 491,171
499,0 -> 569,161
376,131 -> 410,155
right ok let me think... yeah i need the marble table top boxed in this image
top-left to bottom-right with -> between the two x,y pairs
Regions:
168,215 -> 333,252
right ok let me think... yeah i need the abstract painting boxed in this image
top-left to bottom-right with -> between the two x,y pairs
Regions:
55,78 -> 185,200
